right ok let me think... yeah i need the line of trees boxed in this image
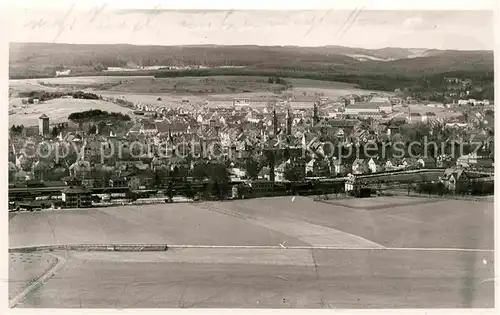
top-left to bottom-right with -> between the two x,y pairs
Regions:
415,180 -> 494,196
68,109 -> 131,122
18,91 -> 102,104
267,77 -> 286,84
71,91 -> 100,100
10,125 -> 25,134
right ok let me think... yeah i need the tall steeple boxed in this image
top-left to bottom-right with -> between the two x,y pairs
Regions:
286,108 -> 292,135
273,106 -> 278,136
313,102 -> 319,125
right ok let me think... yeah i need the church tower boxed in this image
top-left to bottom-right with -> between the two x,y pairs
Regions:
313,102 -> 319,126
286,108 -> 292,135
273,107 -> 278,136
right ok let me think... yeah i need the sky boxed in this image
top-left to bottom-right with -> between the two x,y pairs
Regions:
6,8 -> 495,50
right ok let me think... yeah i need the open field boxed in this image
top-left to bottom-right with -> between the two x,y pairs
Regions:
9,252 -> 58,300
103,76 -> 379,96
91,76 -> 385,108
9,196 -> 494,308
9,76 -> 388,113
318,195 -> 443,210
10,76 -> 155,86
9,98 -> 134,127
106,76 -> 288,94
14,249 -> 494,308
9,202 -> 306,248
202,196 -> 493,250
10,196 -> 494,252
9,80 -> 61,94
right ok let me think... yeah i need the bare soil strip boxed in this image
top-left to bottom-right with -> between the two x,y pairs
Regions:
9,253 -> 66,308
196,202 -> 384,248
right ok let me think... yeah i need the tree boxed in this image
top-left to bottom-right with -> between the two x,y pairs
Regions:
129,176 -> 141,190
88,125 -> 97,135
153,167 -> 168,188
10,125 -> 24,135
51,126 -> 59,138
243,158 -> 259,179
125,190 -> 138,202
98,121 -> 107,134
268,77 -> 275,84
191,162 -> 207,180
284,163 -> 304,182
165,181 -> 174,201
183,182 -> 195,199
206,162 -> 230,200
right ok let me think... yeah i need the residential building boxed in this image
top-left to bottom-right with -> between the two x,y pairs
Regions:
386,125 -> 400,137
61,187 -> 92,208
358,112 -> 384,119
329,158 -> 345,176
233,98 -> 250,107
370,97 -> 392,113
385,159 -> 401,171
139,122 -> 158,135
352,159 -> 369,175
402,157 -> 419,169
367,158 -> 381,173
407,113 -> 422,123
418,157 -> 437,168
441,168 -> 470,194
457,153 -> 494,169
109,176 -> 128,188
445,122 -> 468,129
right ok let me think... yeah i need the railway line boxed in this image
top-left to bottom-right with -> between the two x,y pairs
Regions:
8,168 -> 493,203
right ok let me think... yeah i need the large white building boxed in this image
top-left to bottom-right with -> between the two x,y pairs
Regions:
55,69 -> 71,77
233,98 -> 250,107
344,102 -> 381,115
370,97 -> 393,113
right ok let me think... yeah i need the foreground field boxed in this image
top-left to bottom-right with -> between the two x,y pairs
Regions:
203,196 -> 494,250
9,196 -> 494,308
9,202 -> 306,248
9,253 -> 58,300
10,196 -> 493,250
14,249 -> 494,308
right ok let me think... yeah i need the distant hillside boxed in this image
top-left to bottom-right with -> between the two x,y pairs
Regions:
9,43 -> 494,79
362,51 -> 494,76
315,46 -> 419,60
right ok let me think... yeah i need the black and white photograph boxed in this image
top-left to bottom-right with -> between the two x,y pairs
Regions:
4,0 -> 497,310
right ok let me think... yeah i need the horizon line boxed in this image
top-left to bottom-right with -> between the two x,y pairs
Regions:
9,41 -> 494,52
